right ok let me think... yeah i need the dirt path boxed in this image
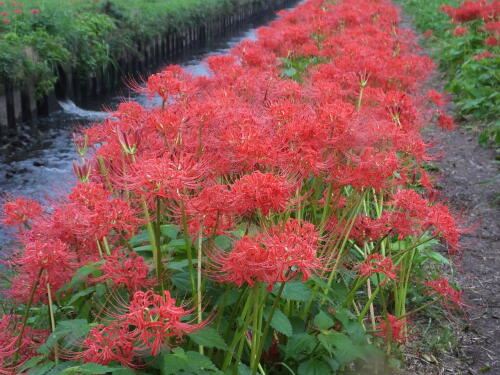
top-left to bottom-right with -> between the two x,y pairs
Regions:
422,121 -> 500,374
396,7 -> 500,374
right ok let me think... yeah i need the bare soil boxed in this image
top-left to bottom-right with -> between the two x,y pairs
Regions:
396,9 -> 500,374
408,121 -> 500,375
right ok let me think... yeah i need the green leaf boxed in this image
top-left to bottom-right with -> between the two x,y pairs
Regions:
313,310 -> 334,331
318,331 -> 361,365
133,245 -> 153,253
129,230 -> 149,246
423,249 -> 450,265
237,363 -> 252,375
25,362 -> 55,375
67,287 -> 95,305
214,235 -> 232,250
188,327 -> 229,350
60,363 -> 122,374
285,333 -> 316,359
162,348 -> 222,374
264,307 -> 293,337
39,319 -> 90,355
168,239 -> 187,249
297,359 -> 330,375
160,224 -> 180,239
57,263 -> 101,294
273,281 -> 312,301
283,67 -> 297,78
168,259 -> 189,270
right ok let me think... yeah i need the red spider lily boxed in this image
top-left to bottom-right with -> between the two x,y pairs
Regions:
375,314 -> 408,344
229,171 -> 295,216
30,8 -> 38,14
68,182 -> 139,240
185,184 -> 235,238
210,219 -> 322,289
73,290 -> 207,366
116,290 -> 207,356
95,250 -> 154,291
473,50 -> 495,60
388,189 -> 462,250
425,277 -> 466,308
453,26 -> 468,36
440,1 -> 481,23
427,90 -> 445,107
423,29 -> 433,38
484,36 -> 499,46
73,160 -> 92,182
144,65 -> 194,103
484,21 -> 500,34
437,112 -> 455,130
7,238 -> 76,303
349,215 -> 391,245
118,153 -> 207,204
0,315 -> 49,374
359,254 -> 397,281
1,196 -> 43,230
74,324 -> 137,367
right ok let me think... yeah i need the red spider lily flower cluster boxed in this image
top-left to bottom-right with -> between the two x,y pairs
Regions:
375,314 -> 408,344
440,0 -> 499,24
0,0 -> 467,369
425,276 -> 465,308
73,291 -> 206,366
95,250 -> 154,291
1,196 -> 43,231
210,219 -> 321,289
441,0 -> 500,53
359,254 -> 398,281
388,190 -> 462,251
0,315 -> 49,374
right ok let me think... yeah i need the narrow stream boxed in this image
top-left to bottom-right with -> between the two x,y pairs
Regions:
0,2 -> 303,246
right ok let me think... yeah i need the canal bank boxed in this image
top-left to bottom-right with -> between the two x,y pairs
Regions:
0,0 -> 296,133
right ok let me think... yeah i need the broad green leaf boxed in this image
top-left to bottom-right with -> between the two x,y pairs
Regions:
60,363 -> 122,374
39,319 -> 90,355
273,281 -> 312,301
297,359 -> 330,375
318,331 -> 361,365
162,348 -> 222,374
167,259 -> 189,270
214,235 -> 232,250
57,263 -> 101,294
168,239 -> 187,249
129,230 -> 149,246
313,310 -> 334,331
161,224 -> 180,239
264,307 -> 293,337
67,287 -> 95,305
133,245 -> 153,252
188,327 -> 229,350
215,289 -> 240,308
423,249 -> 450,265
285,333 -> 316,359
25,362 -> 55,375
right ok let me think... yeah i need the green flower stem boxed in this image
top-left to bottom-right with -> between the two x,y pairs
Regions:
251,282 -> 285,375
358,283 -> 381,323
197,224 -> 204,354
142,199 -> 163,290
222,290 -> 254,371
318,183 -> 333,236
180,201 -> 196,300
15,268 -> 43,350
46,281 -> 58,364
